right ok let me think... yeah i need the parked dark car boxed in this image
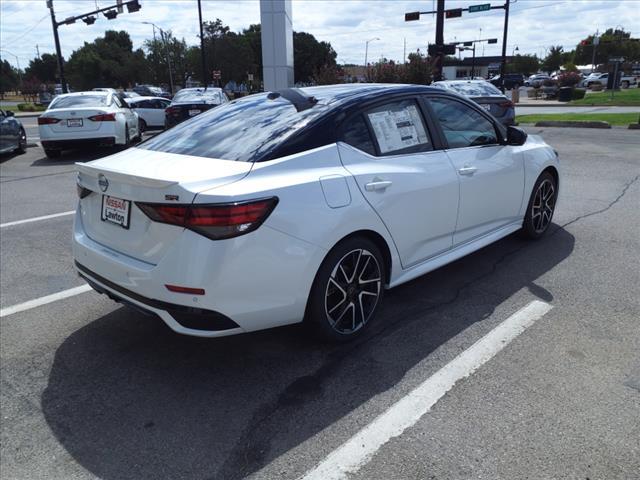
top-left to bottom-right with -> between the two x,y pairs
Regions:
490,73 -> 525,90
0,109 -> 27,155
132,85 -> 172,99
432,80 -> 515,126
164,88 -> 228,128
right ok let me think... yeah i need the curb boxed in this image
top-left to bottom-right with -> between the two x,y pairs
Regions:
533,120 -> 611,129
629,124 -> 640,130
14,112 -> 43,118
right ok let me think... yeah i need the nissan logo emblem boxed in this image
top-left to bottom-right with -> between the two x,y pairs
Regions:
98,174 -> 109,192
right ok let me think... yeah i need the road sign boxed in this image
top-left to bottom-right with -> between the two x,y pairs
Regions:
212,70 -> 222,79
463,41 -> 473,47
428,44 -> 457,56
445,8 -> 463,18
487,38 -> 498,44
469,3 -> 491,13
405,11 -> 420,21
608,56 -> 624,63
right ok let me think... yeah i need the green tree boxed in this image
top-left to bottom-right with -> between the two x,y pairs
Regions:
542,45 -> 564,73
574,28 -> 640,69
294,31 -> 337,83
506,54 -> 540,76
404,51 -> 432,84
66,31 -> 150,90
24,53 -> 58,84
0,60 -> 19,96
145,32 -> 188,88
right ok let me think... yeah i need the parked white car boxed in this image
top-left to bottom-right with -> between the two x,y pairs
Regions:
73,84 -> 560,341
39,91 -> 140,158
125,96 -> 171,131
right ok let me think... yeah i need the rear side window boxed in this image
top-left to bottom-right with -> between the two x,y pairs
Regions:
139,94 -> 329,162
50,95 -> 108,109
341,115 -> 375,155
365,99 -> 432,156
429,97 -> 498,148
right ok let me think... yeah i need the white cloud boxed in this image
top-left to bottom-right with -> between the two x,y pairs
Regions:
1,0 -> 639,69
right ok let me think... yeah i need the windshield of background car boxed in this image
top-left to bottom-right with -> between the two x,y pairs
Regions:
447,82 -> 503,96
173,90 -> 223,103
139,93 -> 329,162
49,95 -> 109,109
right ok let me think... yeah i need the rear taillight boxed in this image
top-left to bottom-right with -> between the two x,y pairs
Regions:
38,117 -> 61,125
136,198 -> 278,240
499,101 -> 514,108
88,113 -> 116,121
165,106 -> 181,116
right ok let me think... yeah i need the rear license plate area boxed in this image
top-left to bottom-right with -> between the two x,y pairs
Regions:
482,104 -> 491,111
101,195 -> 131,229
188,109 -> 201,116
67,118 -> 83,127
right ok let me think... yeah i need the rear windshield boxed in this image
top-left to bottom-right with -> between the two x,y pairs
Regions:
50,95 -> 109,109
446,82 -> 502,97
139,93 -> 329,162
173,90 -> 223,103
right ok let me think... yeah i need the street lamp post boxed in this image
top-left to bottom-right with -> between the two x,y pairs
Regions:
364,37 -> 380,80
143,21 -> 174,93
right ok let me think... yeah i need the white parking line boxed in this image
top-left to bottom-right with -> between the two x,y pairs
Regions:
0,210 -> 75,228
300,300 -> 553,480
0,284 -> 92,318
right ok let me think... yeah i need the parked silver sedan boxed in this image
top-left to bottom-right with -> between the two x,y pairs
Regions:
432,80 -> 515,126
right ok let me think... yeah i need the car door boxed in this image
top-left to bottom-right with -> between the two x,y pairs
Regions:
0,110 -> 9,151
426,96 -> 525,246
150,99 -> 169,127
338,98 -> 459,268
114,94 -> 137,137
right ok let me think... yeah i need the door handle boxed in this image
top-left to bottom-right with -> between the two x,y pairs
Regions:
458,166 -> 478,176
365,180 -> 393,192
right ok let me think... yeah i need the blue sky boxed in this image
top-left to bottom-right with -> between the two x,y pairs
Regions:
1,0 -> 639,69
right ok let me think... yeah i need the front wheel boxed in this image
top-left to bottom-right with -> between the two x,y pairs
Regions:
44,148 -> 61,159
16,128 -> 27,153
306,237 -> 385,342
522,171 -> 558,239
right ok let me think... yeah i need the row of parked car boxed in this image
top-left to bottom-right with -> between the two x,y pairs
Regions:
36,87 -> 229,158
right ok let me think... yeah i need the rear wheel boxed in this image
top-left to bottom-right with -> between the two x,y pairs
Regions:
138,118 -> 147,134
44,148 -> 61,159
522,171 -> 558,239
621,81 -> 630,89
306,237 -> 384,342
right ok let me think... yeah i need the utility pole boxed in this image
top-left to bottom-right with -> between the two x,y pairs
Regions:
403,38 -> 406,64
159,29 -> 174,94
433,0 -> 445,81
591,30 -> 599,72
498,0 -> 510,93
46,0 -> 67,93
36,44 -> 41,58
197,0 -> 207,89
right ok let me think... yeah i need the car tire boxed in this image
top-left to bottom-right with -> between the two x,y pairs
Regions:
522,171 -> 558,239
305,236 -> 385,342
139,118 -> 147,134
15,128 -> 27,154
621,81 -> 629,89
44,149 -> 61,159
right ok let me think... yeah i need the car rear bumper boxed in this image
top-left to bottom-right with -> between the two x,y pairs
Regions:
72,206 -> 326,337
41,137 -> 116,150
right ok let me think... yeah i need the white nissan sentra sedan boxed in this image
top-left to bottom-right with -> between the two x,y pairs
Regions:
38,91 -> 140,158
73,84 -> 559,342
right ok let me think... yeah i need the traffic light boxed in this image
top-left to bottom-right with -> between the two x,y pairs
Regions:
445,8 -> 463,19
487,38 -> 498,44
405,11 -> 420,21
126,0 -> 141,13
104,9 -> 118,19
463,41 -> 473,46
82,15 -> 96,25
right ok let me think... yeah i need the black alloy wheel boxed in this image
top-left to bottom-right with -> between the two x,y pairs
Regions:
522,171 -> 557,239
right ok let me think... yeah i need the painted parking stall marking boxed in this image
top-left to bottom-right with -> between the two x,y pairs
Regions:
0,210 -> 75,228
0,285 -> 93,318
300,300 -> 553,480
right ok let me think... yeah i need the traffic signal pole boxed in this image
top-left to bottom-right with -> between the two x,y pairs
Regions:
433,0 -> 445,82
47,0 -> 67,93
499,0 -> 510,93
197,0 -> 207,89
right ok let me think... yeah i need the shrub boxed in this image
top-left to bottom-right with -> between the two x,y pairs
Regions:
17,103 -> 45,112
572,88 -> 586,100
558,71 -> 581,87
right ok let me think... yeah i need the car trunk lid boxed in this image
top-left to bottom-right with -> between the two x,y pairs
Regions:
76,148 -> 253,264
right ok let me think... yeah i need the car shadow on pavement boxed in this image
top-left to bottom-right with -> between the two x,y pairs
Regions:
30,147 -> 128,166
42,226 -> 575,480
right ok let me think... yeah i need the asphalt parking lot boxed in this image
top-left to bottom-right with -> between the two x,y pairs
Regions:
1,127 -> 639,480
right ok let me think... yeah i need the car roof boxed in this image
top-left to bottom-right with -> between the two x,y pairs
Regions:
54,91 -> 110,98
294,83 -> 439,106
434,80 -> 486,85
126,96 -> 168,102
176,87 -> 223,93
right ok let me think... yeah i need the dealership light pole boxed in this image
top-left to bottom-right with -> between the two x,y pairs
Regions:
364,37 -> 380,79
197,0 -> 207,89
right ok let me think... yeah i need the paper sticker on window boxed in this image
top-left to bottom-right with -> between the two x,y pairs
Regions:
367,104 -> 429,154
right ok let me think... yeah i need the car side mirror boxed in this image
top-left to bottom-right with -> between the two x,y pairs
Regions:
506,126 -> 527,146
6,111 -> 15,117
